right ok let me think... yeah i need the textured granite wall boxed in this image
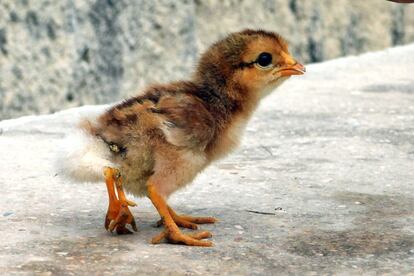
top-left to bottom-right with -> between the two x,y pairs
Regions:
196,0 -> 414,62
1,0 -> 413,119
0,0 -> 196,119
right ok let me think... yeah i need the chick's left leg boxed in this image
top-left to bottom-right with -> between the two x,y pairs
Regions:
147,183 -> 213,246
104,167 -> 138,234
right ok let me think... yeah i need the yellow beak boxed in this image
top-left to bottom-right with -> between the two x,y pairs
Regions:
278,62 -> 306,77
277,52 -> 306,77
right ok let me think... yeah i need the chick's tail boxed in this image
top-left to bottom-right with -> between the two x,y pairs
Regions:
55,127 -> 117,183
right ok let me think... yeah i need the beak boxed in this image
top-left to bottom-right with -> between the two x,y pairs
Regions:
277,62 -> 306,77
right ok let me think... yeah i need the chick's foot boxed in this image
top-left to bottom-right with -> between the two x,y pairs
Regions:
147,183 -> 213,246
104,167 -> 138,234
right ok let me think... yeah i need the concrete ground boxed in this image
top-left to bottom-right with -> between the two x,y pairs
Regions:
0,45 -> 413,275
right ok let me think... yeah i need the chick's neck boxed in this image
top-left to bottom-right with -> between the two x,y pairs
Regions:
195,75 -> 258,123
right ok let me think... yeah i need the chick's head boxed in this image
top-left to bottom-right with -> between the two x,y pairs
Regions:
195,29 -> 305,99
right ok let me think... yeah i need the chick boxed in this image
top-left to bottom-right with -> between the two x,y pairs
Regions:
58,29 -> 305,246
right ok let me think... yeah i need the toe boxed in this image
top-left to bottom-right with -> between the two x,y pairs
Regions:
179,215 -> 217,224
150,229 -> 213,246
175,218 -> 198,230
189,217 -> 217,224
151,231 -> 167,244
190,231 -> 212,240
130,217 -> 138,232
169,232 -> 213,247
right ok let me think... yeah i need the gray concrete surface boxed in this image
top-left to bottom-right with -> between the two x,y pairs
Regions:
1,45 -> 414,275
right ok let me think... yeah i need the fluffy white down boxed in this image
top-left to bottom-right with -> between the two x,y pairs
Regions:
55,129 -> 117,183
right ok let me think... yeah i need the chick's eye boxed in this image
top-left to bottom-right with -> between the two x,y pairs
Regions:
256,52 -> 273,68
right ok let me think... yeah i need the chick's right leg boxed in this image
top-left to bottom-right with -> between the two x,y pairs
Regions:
147,182 -> 213,246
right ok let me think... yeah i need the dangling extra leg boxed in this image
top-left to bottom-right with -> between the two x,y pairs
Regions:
147,182 -> 213,246
104,167 -> 138,234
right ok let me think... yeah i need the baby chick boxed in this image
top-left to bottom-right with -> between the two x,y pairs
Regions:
58,29 -> 305,246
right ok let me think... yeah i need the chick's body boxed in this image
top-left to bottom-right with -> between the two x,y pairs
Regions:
88,82 -> 217,198
88,76 -> 254,198
60,29 -> 305,245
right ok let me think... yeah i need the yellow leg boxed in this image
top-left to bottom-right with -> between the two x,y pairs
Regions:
147,183 -> 213,246
104,167 -> 137,234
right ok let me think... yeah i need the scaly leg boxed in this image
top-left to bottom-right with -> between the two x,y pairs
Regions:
104,167 -> 137,234
147,183 -> 213,246
156,205 -> 217,230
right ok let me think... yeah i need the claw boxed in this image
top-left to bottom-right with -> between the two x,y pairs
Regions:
126,199 -> 137,207
131,219 -> 138,232
104,167 -> 138,235
108,219 -> 117,232
155,219 -> 163,228
106,203 -> 138,234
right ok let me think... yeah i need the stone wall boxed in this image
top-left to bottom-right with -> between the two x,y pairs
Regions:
1,0 -> 413,119
196,0 -> 414,62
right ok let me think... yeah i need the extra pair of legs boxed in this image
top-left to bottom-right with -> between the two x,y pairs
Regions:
103,167 -> 216,246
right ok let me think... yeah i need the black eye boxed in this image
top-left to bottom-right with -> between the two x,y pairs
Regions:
256,52 -> 273,67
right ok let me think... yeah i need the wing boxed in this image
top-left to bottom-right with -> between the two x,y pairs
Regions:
154,92 -> 215,151
95,82 -> 215,152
